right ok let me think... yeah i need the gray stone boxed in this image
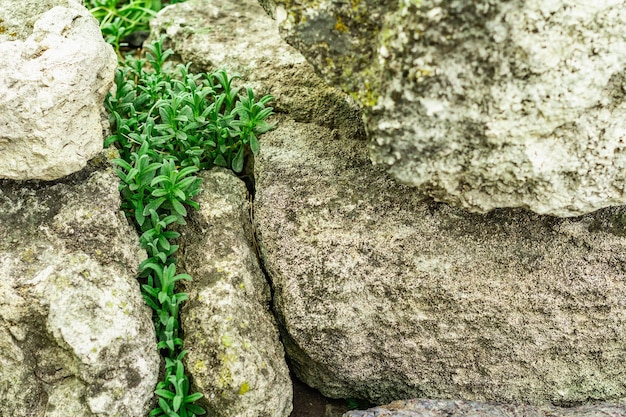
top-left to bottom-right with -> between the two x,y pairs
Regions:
0,150 -> 160,417
254,115 -> 626,405
176,169 -> 292,417
150,0 -> 364,141
0,0 -> 117,180
259,0 -> 626,217
344,399 -> 626,417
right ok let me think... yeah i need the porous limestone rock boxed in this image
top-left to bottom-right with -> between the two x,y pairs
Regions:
258,0 -> 626,217
254,115 -> 626,406
176,169 -> 292,417
0,152 -> 160,417
150,0 -> 364,141
344,399 -> 626,417
0,0 -> 117,180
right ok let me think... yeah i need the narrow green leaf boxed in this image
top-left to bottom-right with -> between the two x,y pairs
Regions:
173,395 -> 182,412
170,198 -> 187,217
144,196 -> 167,215
231,146 -> 244,173
249,132 -> 260,155
183,393 -> 203,403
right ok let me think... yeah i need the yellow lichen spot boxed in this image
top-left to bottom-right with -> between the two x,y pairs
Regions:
194,360 -> 207,373
238,282 -> 245,289
351,88 -> 380,108
351,0 -> 359,7
221,334 -> 233,347
239,382 -> 250,395
335,16 -> 348,33
105,301 -> 114,309
19,249 -> 36,263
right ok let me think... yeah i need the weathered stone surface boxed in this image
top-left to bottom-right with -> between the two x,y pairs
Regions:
151,0 -> 364,141
0,0 -> 117,180
259,0 -> 626,217
254,115 -> 626,405
176,169 -> 292,417
344,399 -> 626,417
0,151 -> 160,417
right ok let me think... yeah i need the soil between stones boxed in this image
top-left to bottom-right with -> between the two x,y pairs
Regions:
290,374 -> 357,417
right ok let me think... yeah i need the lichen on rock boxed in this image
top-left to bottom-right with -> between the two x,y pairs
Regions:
0,152 -> 159,416
260,0 -> 626,217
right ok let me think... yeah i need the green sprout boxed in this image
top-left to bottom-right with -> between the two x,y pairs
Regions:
97,32 -> 274,417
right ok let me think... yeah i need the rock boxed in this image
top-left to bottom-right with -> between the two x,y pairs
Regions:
0,0 -> 117,180
0,151 -> 160,416
176,169 -> 292,417
259,0 -> 626,217
253,115 -> 626,405
344,399 -> 626,417
150,0 -> 365,141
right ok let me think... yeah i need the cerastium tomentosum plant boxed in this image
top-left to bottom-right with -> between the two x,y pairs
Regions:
101,34 -> 274,417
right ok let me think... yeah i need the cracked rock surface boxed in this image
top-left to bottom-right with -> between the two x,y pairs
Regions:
258,0 -> 626,217
0,152 -> 159,417
176,169 -> 292,417
0,0 -> 117,180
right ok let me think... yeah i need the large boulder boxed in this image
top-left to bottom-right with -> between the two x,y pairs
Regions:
253,115 -> 626,406
258,0 -> 626,217
0,0 -> 117,180
176,169 -> 292,417
0,151 -> 160,416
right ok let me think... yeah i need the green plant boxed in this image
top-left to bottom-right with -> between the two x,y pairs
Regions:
86,0 -> 188,54
101,35 -> 274,417
106,37 -> 274,173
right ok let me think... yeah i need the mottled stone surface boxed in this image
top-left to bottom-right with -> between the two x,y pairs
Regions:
344,399 -> 626,417
258,0 -> 626,217
0,151 -> 159,417
254,115 -> 626,405
176,169 -> 292,417
0,0 -> 117,180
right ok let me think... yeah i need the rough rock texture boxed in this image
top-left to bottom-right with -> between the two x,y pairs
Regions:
254,115 -> 626,406
258,0 -> 626,217
0,0 -> 117,180
0,151 -> 160,417
344,399 -> 626,417
176,169 -> 292,417
150,0 -> 365,141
